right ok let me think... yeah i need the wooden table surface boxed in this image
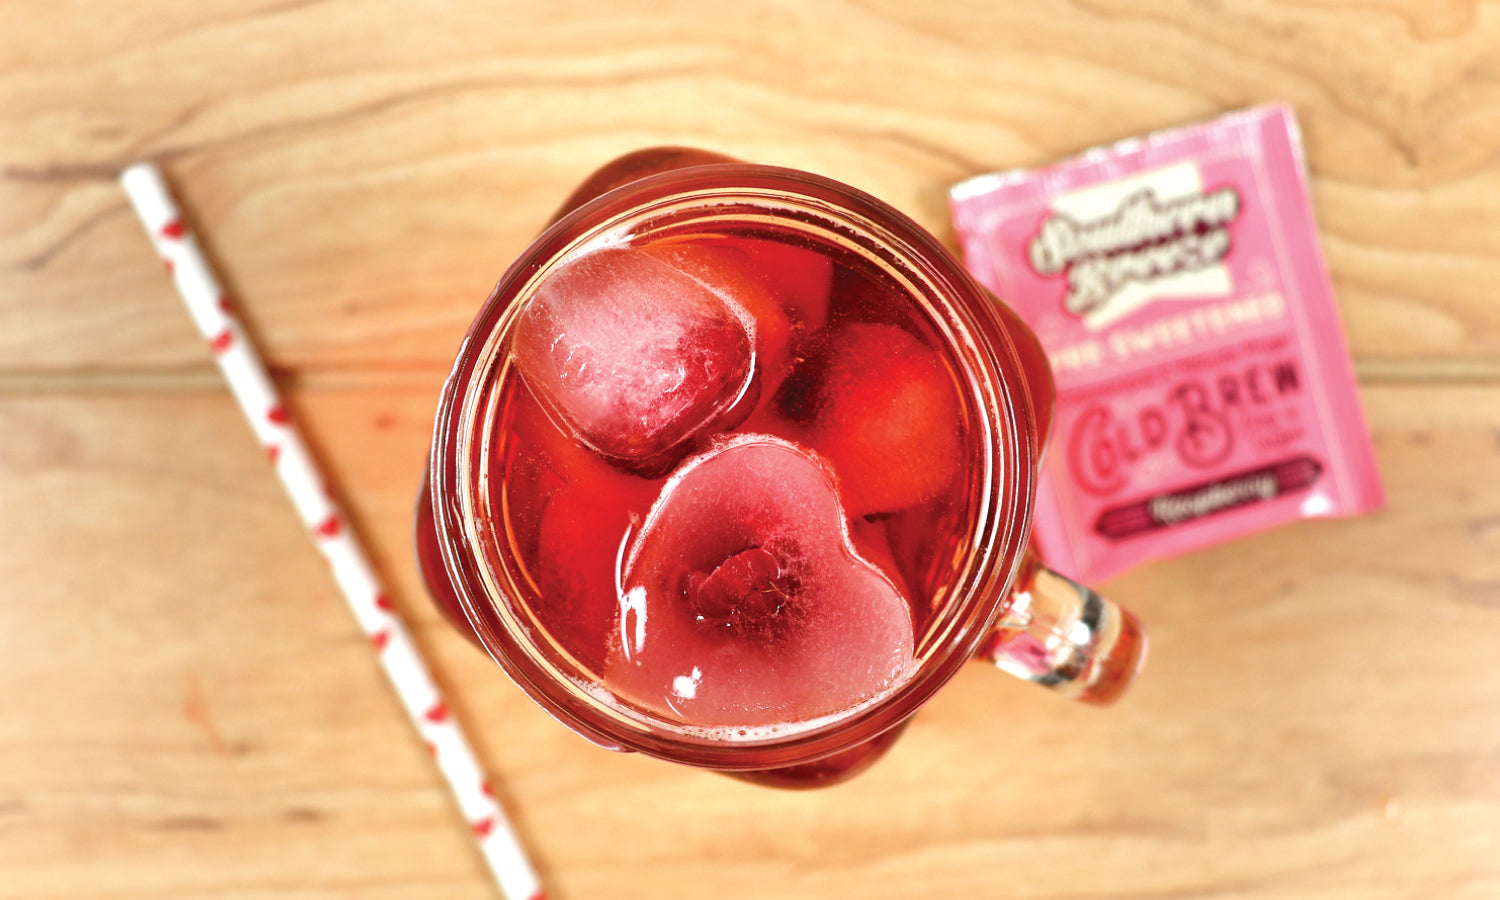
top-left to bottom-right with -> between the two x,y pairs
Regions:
5,2 -> 1500,898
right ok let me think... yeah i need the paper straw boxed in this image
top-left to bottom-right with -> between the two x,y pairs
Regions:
120,163 -> 545,900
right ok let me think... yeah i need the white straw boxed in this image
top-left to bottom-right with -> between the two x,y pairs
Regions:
120,163 -> 545,900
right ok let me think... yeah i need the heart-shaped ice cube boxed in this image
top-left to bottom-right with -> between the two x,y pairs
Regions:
605,435 -> 916,728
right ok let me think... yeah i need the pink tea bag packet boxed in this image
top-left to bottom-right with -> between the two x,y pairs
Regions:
950,105 -> 1383,583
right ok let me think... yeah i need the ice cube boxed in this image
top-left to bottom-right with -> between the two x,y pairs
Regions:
605,435 -> 916,727
512,246 -> 755,467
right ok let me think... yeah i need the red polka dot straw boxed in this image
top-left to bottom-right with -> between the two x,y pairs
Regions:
120,163 -> 545,900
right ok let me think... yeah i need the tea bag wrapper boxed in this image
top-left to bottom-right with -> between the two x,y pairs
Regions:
950,105 -> 1384,582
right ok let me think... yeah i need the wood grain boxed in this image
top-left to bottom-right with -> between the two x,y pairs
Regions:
2,385 -> 1498,899
4,1 -> 1500,898
6,1 -> 1500,375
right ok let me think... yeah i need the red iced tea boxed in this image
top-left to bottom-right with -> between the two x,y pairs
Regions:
418,152 -> 1131,788
494,224 -> 981,732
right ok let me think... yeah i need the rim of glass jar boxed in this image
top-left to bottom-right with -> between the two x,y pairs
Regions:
428,163 -> 1039,771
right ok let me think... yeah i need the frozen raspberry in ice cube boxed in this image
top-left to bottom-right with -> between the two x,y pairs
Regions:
804,322 -> 965,516
511,246 -> 754,467
606,435 -> 916,727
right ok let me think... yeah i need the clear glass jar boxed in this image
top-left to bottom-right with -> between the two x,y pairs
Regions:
416,150 -> 1144,787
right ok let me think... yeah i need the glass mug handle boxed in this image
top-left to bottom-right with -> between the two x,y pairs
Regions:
982,549 -> 1146,705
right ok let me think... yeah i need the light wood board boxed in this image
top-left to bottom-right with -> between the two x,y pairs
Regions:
4,2 -> 1499,898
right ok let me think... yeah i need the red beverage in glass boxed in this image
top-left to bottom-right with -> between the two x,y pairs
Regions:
417,150 -> 1143,787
